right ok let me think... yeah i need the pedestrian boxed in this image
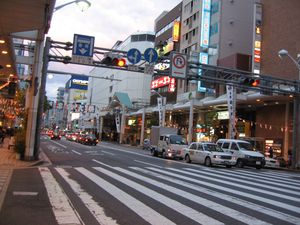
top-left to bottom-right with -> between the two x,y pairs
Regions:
269,146 -> 273,158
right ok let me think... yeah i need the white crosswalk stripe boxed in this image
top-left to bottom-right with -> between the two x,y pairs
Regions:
41,164 -> 300,225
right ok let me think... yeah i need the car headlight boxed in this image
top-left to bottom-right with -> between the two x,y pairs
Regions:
231,156 -> 237,160
213,155 -> 221,159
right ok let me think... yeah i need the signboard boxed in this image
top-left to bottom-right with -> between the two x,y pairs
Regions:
144,64 -> 155,75
151,76 -> 175,90
72,34 -> 95,65
127,48 -> 142,64
200,0 -> 211,48
69,75 -> 89,90
169,52 -> 187,79
144,48 -> 158,64
173,21 -> 180,42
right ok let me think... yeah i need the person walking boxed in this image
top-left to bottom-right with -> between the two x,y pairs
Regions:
269,146 -> 274,158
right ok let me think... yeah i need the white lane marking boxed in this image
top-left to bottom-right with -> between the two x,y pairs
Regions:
56,168 -> 119,225
147,167 -> 300,214
205,168 -> 300,190
173,167 -> 300,202
39,167 -> 83,225
185,168 -> 300,196
50,140 -> 67,149
13,191 -> 38,196
132,167 -> 300,225
72,150 -> 82,155
91,163 -> 223,225
113,167 -> 270,225
225,169 -> 300,186
101,151 -> 115,156
76,167 -> 176,225
133,160 -> 162,168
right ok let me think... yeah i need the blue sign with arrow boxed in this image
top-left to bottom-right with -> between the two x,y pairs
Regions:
127,48 -> 142,64
72,34 -> 95,57
144,48 -> 158,64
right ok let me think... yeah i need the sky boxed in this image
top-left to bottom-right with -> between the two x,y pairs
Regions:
46,0 -> 182,100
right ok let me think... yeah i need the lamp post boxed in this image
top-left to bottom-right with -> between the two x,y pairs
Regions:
151,90 -> 166,127
54,0 -> 91,12
278,49 -> 300,169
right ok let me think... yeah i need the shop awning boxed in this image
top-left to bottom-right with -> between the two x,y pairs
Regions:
110,92 -> 133,108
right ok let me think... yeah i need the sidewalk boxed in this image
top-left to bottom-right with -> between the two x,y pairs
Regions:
0,138 -> 43,169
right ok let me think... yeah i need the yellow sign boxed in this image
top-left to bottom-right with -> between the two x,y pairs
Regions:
173,21 -> 180,42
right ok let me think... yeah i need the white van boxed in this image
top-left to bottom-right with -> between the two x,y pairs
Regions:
216,139 -> 265,169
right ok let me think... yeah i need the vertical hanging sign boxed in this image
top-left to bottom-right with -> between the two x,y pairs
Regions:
226,85 -> 236,139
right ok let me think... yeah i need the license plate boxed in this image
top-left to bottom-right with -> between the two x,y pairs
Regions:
256,161 -> 261,165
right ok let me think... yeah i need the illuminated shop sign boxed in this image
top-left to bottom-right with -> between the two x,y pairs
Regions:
252,3 -> 262,74
173,21 -> 180,42
198,52 -> 209,92
69,75 -> 89,90
200,0 -> 211,48
151,76 -> 176,92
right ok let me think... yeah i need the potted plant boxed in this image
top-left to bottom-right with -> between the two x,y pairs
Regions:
14,128 -> 26,160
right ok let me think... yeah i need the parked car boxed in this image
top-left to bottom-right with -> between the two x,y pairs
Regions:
264,156 -> 280,169
183,142 -> 236,168
81,134 -> 98,145
216,139 -> 265,169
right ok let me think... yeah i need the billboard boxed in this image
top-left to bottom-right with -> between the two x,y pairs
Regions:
69,75 -> 89,90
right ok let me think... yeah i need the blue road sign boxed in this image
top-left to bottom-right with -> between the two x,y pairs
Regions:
127,48 -> 142,64
72,34 -> 95,57
144,48 -> 158,64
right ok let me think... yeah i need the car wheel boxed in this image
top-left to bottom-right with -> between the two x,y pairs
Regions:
185,154 -> 191,163
162,150 -> 167,159
205,157 -> 211,167
236,159 -> 244,168
150,148 -> 157,157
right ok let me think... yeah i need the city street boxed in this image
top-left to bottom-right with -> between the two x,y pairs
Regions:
1,137 -> 300,225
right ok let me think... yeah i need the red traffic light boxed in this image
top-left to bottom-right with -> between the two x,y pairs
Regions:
242,78 -> 260,87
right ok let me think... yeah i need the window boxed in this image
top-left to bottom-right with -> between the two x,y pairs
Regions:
131,35 -> 138,42
139,34 -> 146,41
231,143 -> 239,150
210,22 -> 219,36
222,142 -> 230,149
147,34 -> 155,42
211,2 -> 219,15
109,85 -> 113,93
197,144 -> 203,151
190,143 -> 197,150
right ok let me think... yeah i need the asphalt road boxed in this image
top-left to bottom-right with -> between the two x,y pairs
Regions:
1,137 -> 300,225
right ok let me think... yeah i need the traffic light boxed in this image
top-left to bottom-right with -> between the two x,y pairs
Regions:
101,55 -> 126,67
241,78 -> 260,87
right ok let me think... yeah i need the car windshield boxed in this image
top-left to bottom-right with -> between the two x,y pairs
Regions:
204,144 -> 223,152
169,135 -> 186,145
239,142 -> 254,151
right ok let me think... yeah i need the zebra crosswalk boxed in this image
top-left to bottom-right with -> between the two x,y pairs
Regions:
40,163 -> 300,225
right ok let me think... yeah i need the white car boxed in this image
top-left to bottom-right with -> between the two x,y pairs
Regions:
264,157 -> 280,168
183,142 -> 236,168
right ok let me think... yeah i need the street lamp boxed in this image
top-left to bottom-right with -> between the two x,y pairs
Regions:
278,49 -> 300,169
151,90 -> 166,127
54,0 -> 91,12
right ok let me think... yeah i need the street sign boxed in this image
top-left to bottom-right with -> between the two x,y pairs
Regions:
127,48 -> 142,64
144,64 -> 155,75
72,34 -> 95,65
144,48 -> 158,64
169,52 -> 187,79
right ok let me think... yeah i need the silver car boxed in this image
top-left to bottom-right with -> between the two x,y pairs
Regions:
183,142 -> 236,168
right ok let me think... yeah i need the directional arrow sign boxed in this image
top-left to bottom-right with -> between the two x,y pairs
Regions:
72,34 -> 95,65
127,48 -> 142,64
144,48 -> 158,64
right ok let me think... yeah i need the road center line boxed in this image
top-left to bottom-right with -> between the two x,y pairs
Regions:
72,150 -> 82,155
